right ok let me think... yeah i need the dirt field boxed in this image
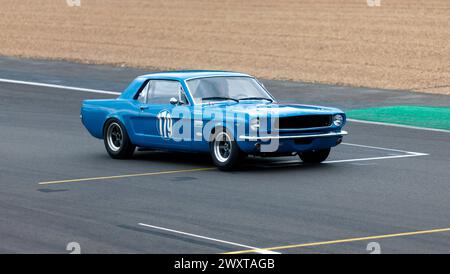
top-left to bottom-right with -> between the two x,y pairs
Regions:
0,0 -> 449,94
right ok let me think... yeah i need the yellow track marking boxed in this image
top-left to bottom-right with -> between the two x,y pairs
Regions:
224,227 -> 450,254
38,167 -> 215,185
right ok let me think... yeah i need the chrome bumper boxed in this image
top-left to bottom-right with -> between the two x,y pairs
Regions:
239,130 -> 348,141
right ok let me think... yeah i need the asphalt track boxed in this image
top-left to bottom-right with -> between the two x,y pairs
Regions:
1,56 -> 450,253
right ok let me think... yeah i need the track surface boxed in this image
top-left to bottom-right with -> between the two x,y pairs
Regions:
1,57 -> 450,253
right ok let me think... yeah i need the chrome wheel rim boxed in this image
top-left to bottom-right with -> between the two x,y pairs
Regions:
107,122 -> 123,152
214,132 -> 232,163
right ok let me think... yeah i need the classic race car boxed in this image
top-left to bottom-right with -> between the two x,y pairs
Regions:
81,71 -> 347,170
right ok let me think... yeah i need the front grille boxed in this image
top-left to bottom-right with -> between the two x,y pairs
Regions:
277,115 -> 332,129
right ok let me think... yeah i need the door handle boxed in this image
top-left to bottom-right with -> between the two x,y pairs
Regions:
139,105 -> 149,111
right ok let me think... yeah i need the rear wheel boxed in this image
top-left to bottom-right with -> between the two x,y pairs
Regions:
299,148 -> 330,163
210,129 -> 242,171
104,119 -> 135,159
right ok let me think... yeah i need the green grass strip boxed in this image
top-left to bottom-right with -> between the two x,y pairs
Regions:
347,105 -> 450,130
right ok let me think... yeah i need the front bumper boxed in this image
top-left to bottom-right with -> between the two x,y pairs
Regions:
236,130 -> 348,154
238,130 -> 348,141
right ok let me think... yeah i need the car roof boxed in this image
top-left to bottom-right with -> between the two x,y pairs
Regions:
138,70 -> 251,81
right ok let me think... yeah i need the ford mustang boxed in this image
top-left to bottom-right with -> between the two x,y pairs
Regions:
81,71 -> 347,170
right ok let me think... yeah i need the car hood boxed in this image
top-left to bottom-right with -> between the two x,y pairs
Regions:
202,102 -> 344,117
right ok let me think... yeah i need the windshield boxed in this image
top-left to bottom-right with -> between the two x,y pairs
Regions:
186,76 -> 273,104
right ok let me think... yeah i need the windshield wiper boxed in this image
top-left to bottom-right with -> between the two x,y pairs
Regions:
202,97 -> 239,102
238,97 -> 273,102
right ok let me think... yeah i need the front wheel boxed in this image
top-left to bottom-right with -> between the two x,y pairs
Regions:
210,129 -> 243,171
104,119 -> 135,159
299,148 -> 330,163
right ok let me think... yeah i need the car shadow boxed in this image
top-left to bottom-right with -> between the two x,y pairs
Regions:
133,150 -> 213,166
132,150 -> 333,173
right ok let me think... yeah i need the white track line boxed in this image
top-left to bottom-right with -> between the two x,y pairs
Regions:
348,119 -> 450,133
0,78 -> 120,95
324,154 -> 426,164
1,77 -> 448,133
138,223 -> 280,254
272,154 -> 427,166
341,142 -> 428,155
271,142 -> 429,165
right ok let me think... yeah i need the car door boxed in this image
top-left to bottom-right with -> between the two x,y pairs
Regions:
132,79 -> 190,149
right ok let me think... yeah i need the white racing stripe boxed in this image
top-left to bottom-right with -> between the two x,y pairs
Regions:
138,223 -> 281,254
0,78 -> 121,95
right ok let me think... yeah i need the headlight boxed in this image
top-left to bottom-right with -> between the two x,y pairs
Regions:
250,118 -> 260,131
333,114 -> 344,127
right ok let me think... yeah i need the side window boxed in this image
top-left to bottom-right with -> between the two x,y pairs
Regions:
137,81 -> 150,103
147,80 -> 187,105
179,91 -> 188,105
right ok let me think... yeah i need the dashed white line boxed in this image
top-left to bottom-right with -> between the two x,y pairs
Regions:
138,223 -> 281,254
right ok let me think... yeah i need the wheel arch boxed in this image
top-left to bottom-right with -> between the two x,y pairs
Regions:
209,125 -> 236,142
102,115 -> 128,139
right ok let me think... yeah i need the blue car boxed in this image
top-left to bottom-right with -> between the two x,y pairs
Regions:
81,71 -> 347,170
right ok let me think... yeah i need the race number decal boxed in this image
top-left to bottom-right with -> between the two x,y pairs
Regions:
157,110 -> 172,138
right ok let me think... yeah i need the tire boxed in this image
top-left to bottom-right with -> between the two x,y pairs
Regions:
103,119 -> 135,159
210,128 -> 243,171
299,148 -> 330,163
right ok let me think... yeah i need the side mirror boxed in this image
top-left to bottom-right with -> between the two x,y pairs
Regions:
169,97 -> 179,105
